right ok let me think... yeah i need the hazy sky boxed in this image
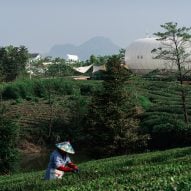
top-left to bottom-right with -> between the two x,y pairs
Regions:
1,0 -> 191,53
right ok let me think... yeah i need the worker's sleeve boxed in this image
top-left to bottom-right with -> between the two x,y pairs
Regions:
67,162 -> 78,170
57,165 -> 74,172
54,153 -> 74,172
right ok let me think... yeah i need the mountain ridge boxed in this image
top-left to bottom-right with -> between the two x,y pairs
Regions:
47,36 -> 121,60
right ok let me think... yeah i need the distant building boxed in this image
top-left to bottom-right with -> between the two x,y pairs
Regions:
26,53 -> 42,69
42,62 -> 54,66
73,64 -> 93,73
29,53 -> 42,62
92,65 -> 106,73
125,37 -> 191,74
125,38 -> 166,74
72,76 -> 90,80
26,53 -> 43,78
66,54 -> 79,63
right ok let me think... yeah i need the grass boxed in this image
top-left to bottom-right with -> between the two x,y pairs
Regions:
0,147 -> 190,191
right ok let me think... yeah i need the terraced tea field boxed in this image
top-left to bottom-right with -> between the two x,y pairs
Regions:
3,79 -> 191,150
0,147 -> 190,191
4,99 -> 67,144
128,79 -> 191,148
6,79 -> 191,132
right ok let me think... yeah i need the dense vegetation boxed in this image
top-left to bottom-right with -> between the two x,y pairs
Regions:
0,147 -> 190,191
0,106 -> 20,174
85,56 -> 148,157
0,46 -> 29,82
137,79 -> 191,149
152,22 -> 191,125
1,76 -> 191,153
0,78 -> 102,147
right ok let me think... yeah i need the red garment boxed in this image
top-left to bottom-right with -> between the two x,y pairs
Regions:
67,162 -> 78,170
57,165 -> 73,172
57,162 -> 78,172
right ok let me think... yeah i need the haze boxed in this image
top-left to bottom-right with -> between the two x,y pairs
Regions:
0,0 -> 191,53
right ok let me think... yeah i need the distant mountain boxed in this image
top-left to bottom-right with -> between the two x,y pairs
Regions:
47,36 -> 121,60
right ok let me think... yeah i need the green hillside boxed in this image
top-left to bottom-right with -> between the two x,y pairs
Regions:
1,77 -> 191,150
0,147 -> 190,191
129,78 -> 191,149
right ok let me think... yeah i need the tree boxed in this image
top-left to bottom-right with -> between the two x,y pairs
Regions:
0,105 -> 20,174
90,54 -> 98,64
85,55 -> 148,157
0,45 -> 29,82
152,22 -> 191,125
119,48 -> 126,63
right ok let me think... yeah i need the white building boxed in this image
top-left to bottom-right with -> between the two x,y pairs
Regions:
66,54 -> 79,63
42,62 -> 54,66
29,53 -> 42,62
125,37 -> 191,74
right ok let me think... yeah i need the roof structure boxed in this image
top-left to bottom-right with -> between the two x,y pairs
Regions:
92,65 -> 106,73
73,64 -> 93,73
72,64 -> 106,74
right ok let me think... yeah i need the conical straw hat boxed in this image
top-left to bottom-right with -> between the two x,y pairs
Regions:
56,141 -> 75,154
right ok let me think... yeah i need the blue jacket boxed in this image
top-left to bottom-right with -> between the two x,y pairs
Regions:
45,150 -> 71,180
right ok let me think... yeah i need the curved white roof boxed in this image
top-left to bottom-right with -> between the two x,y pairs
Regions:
125,37 -> 175,74
92,64 -> 106,73
73,64 -> 93,73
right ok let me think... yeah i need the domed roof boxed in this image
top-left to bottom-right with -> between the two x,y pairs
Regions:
125,37 -> 173,74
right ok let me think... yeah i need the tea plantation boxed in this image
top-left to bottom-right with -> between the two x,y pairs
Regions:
1,77 -> 191,150
0,147 -> 190,191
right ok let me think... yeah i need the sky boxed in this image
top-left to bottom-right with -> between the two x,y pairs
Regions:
0,0 -> 191,53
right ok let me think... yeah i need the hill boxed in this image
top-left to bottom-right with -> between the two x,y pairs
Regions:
47,36 -> 121,60
2,77 -> 191,151
0,147 -> 190,191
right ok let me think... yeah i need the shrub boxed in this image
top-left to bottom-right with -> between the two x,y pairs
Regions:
138,95 -> 152,110
0,106 -> 20,174
33,80 -> 46,98
2,85 -> 20,99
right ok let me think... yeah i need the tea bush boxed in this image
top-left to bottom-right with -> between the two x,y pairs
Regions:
0,147 -> 190,191
1,78 -> 102,100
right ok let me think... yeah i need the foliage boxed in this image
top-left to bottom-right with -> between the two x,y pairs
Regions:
137,80 -> 191,149
85,55 -> 148,157
0,147 -> 190,191
138,95 -> 152,110
1,79 -> 102,100
0,46 -> 29,82
0,105 -> 20,174
46,63 -> 79,77
1,76 -> 191,153
141,113 -> 191,149
0,79 -> 102,148
88,54 -> 110,66
152,22 -> 191,124
118,48 -> 126,63
49,95 -> 89,145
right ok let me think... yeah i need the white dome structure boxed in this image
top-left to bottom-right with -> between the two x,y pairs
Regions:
125,37 -> 176,74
